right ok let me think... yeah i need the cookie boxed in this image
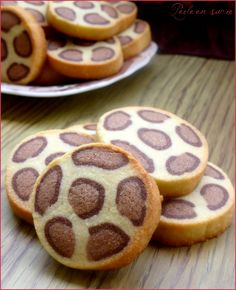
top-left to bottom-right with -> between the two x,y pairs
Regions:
1,6 -> 47,84
5,129 -> 95,224
47,1 -> 122,40
67,123 -> 97,136
153,163 -> 235,246
112,1 -> 137,32
47,35 -> 123,79
1,0 -> 49,27
118,19 -> 152,60
97,107 -> 209,197
32,143 -> 161,270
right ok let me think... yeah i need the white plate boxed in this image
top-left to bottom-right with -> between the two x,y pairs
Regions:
1,42 -> 158,98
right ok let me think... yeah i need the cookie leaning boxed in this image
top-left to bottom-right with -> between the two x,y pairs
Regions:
47,1 -> 121,40
112,1 -> 137,32
97,107 -> 209,197
32,143 -> 161,270
1,6 -> 47,84
1,0 -> 49,27
118,19 -> 152,60
47,35 -> 123,79
5,129 -> 95,224
153,163 -> 235,246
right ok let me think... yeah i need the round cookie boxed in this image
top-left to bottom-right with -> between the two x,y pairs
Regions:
153,163 -> 235,246
112,1 -> 137,32
1,0 -> 49,27
47,1 -> 121,40
5,129 -> 95,224
97,107 -> 209,197
32,143 -> 161,270
118,19 -> 152,60
1,6 -> 47,84
47,35 -> 123,79
67,123 -> 97,136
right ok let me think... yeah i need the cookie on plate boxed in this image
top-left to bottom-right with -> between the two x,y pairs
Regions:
112,1 -> 137,32
118,19 -> 151,60
97,107 -> 209,197
153,163 -> 235,246
1,6 -> 47,84
47,1 -> 121,40
5,129 -> 95,224
47,35 -> 123,79
1,0 -> 49,27
32,143 -> 161,269
67,123 -> 97,136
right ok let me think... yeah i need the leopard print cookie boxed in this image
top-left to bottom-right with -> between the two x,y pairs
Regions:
1,0 -> 49,27
32,143 -> 161,270
97,107 -> 209,197
118,19 -> 152,60
47,34 -> 123,79
5,129 -> 95,224
67,123 -> 97,136
153,163 -> 235,246
1,6 -> 47,84
47,1 -> 122,40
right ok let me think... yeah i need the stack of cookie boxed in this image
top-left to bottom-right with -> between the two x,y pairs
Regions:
6,106 -> 234,270
1,1 -> 152,86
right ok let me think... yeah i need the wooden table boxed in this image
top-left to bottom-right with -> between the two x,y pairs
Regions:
2,54 -> 234,289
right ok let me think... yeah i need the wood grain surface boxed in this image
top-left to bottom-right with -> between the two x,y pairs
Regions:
2,54 -> 235,289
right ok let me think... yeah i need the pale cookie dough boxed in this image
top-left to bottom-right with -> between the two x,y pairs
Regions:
1,6 -> 47,84
5,129 -> 95,224
47,1 -> 121,40
153,163 -> 235,246
1,0 -> 49,27
32,143 -> 161,270
97,107 -> 209,197
47,34 -> 123,79
118,19 -> 151,60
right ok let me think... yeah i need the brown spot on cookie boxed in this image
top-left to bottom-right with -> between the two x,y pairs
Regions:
138,110 -> 170,123
204,164 -> 224,180
162,199 -> 197,219
118,35 -> 132,45
138,128 -> 171,150
111,140 -> 154,173
25,0 -> 44,5
101,4 -> 118,19
116,3 -> 135,14
200,184 -> 229,210
45,217 -> 75,258
134,20 -> 147,34
105,38 -> 115,44
25,8 -> 45,23
59,49 -> 83,62
1,38 -> 7,61
72,146 -> 128,170
47,36 -> 67,51
74,1 -> 94,9
84,13 -> 110,25
116,177 -> 147,226
92,47 -> 115,62
59,132 -> 93,146
104,111 -> 132,131
45,152 -> 65,165
1,11 -> 21,32
166,153 -> 200,175
7,63 -> 30,82
55,7 -> 76,21
12,168 -> 39,201
176,124 -> 202,147
13,31 -> 32,58
35,166 -> 62,215
68,178 -> 105,219
87,223 -> 130,261
12,136 -> 47,163
84,123 -> 97,130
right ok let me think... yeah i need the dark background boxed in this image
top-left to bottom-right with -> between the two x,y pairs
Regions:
135,1 -> 235,60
